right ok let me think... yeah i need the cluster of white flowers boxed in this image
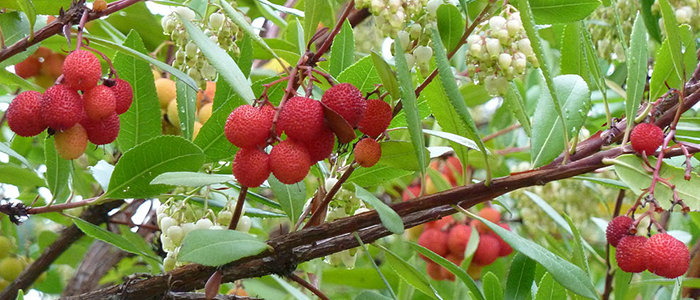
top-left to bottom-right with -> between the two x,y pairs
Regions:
652,0 -> 700,32
587,0 -> 638,62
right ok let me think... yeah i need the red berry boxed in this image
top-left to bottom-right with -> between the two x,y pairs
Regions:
269,139 -> 312,184
646,233 -> 689,278
305,127 -> 335,162
402,185 -> 421,201
443,156 -> 463,186
354,138 -> 381,167
83,85 -> 116,120
7,91 -> 47,137
418,228 -> 449,259
41,84 -> 83,131
14,55 -> 41,78
62,50 -> 102,91
81,113 -> 120,145
232,148 -> 271,188
426,261 -> 447,280
615,235 -> 648,273
472,234 -> 501,266
109,79 -> 133,114
440,254 -> 462,281
493,223 -> 513,257
321,83 -> 366,127
224,105 -> 273,148
630,123 -> 664,155
425,216 -> 454,230
473,207 -> 501,233
54,124 -> 88,160
606,216 -> 634,247
358,99 -> 391,138
447,224 -> 472,258
277,97 -> 325,142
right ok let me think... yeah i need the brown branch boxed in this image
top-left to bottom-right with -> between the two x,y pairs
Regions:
0,200 -> 124,300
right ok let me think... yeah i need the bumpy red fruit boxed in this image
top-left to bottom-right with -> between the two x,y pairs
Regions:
41,84 -> 83,130
225,105 -> 273,148
109,79 -> 134,114
81,113 -> 119,145
54,124 -> 88,160
418,229 -> 449,259
83,85 -> 116,120
269,139 -> 312,184
494,223 -> 513,257
232,148 -> 271,188
447,224 -> 472,257
472,234 -> 501,266
14,56 -> 41,78
615,235 -> 648,273
277,97 -> 325,141
402,185 -> 421,201
354,138 -> 381,167
473,207 -> 501,233
63,50 -> 102,91
443,156 -> 463,186
358,99 -> 392,138
646,233 -> 689,278
630,123 -> 664,155
426,261 -> 447,280
425,216 -> 454,230
321,83 -> 366,127
606,216 -> 634,247
305,127 -> 335,161
7,91 -> 47,137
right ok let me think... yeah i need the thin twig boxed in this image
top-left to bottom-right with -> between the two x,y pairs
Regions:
228,186 -> 248,230
288,273 -> 331,300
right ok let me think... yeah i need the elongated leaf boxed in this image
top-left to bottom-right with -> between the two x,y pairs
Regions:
354,291 -> 392,300
72,217 -> 159,262
504,83 -> 531,136
104,136 -> 205,199
658,0 -> 683,82
529,0 -> 601,24
176,78 -> 197,141
624,14 -> 648,134
422,129 -> 485,153
0,141 -> 31,169
560,23 -> 588,85
378,141 -> 425,171
151,172 -> 234,187
330,20 -> 355,78
430,28 -> 490,182
640,0 -> 662,43
483,272 -> 504,300
436,4 -> 464,51
337,55 -> 381,93
0,69 -> 40,91
373,244 -> 442,300
112,31 -> 162,151
422,77 -> 470,169
303,0 -> 328,45
581,28 -> 608,105
269,176 -> 306,223
0,164 -> 44,187
534,273 -> 566,300
409,242 -> 485,300
394,38 -> 428,176
178,229 -> 270,266
465,211 -> 598,299
17,0 -> 36,40
179,17 -> 254,102
505,253 -> 536,300
371,52 -> 400,100
571,176 -> 628,189
565,214 -> 590,273
531,75 -> 590,167
44,138 -> 70,203
354,184 -> 404,234
218,0 -> 279,62
611,155 -> 700,208
347,164 -> 413,187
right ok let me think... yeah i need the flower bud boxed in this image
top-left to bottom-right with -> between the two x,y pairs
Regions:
485,38 -> 501,57
498,53 -> 512,70
160,217 -> 178,233
175,7 -> 195,21
209,12 -> 225,30
236,216 -> 252,232
413,46 -> 433,64
167,225 -> 184,245
489,16 -> 507,31
195,218 -> 214,230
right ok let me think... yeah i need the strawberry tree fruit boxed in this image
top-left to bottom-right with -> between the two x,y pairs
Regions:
6,91 -> 47,137
62,49 -> 102,91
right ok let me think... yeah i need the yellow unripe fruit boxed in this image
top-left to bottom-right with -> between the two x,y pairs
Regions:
0,257 -> 23,281
0,237 -> 11,259
198,103 -> 213,124
54,124 -> 88,160
166,99 -> 180,128
155,78 -> 177,109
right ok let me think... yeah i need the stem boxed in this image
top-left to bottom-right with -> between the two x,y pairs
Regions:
228,186 -> 248,230
308,0 -> 355,66
288,273 -> 331,300
75,8 -> 90,50
26,196 -> 101,214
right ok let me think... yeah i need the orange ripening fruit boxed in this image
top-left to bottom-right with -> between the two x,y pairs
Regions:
54,124 -> 88,160
14,55 -> 41,79
473,207 -> 501,233
354,138 -> 381,167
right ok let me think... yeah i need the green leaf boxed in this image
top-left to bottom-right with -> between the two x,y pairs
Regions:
613,268 -> 632,300
44,138 -> 70,203
179,16 -> 255,102
330,20 -> 355,78
176,78 -> 197,141
422,129 -> 485,153
483,272 -> 504,300
409,242 -> 485,300
112,31 -> 162,151
394,38 -> 428,177
465,210 -> 598,299
531,75 -> 590,167
658,0 -> 683,82
624,13 -> 648,134
571,176 -> 629,189
640,0 -> 662,43
651,24 -> 698,101
0,141 -> 32,169
611,154 -> 700,208
72,217 -> 159,262
560,23 -> 588,85
104,136 -> 205,199
535,273 -> 567,300
436,4 -> 464,51
194,83 -> 245,162
371,52 -> 400,101
178,229 -> 270,266
218,0 -> 280,62
0,12 -> 39,68
378,141 -> 425,171
528,0 -> 601,24
15,289 -> 24,300
373,244 -> 442,300
354,291 -> 392,300
0,69 -> 40,91
303,0 -> 329,45
269,176 -> 306,224
337,55 -> 381,93
17,0 -> 36,40
430,28 -> 490,182
237,35 -> 254,78
505,253 -> 536,300
422,77 -> 470,168
150,172 -> 234,187
680,25 -> 698,82
347,164 -> 413,187
504,83 -> 531,136
354,184 -> 404,234
564,213 -> 590,273
0,164 -> 44,187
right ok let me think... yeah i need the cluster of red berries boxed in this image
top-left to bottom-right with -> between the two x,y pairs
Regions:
606,215 -> 690,278
225,83 -> 392,187
630,122 -> 664,155
14,47 -> 65,88
7,49 -> 133,160
417,207 -> 512,281
402,156 -> 465,199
